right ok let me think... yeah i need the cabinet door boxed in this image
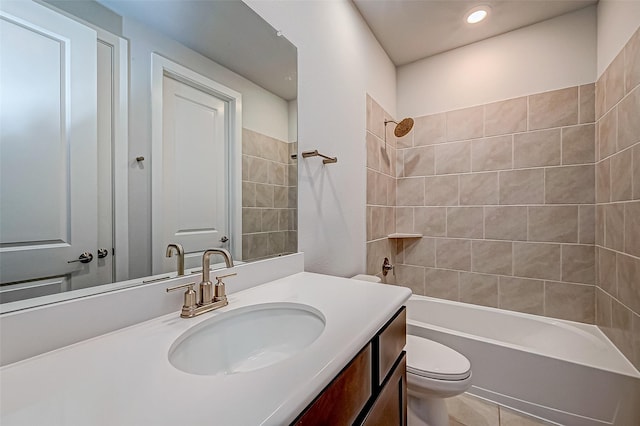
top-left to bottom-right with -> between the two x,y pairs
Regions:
363,353 -> 407,426
295,344 -> 372,426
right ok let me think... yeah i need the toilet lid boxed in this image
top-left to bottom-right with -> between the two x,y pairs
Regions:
405,335 -> 471,380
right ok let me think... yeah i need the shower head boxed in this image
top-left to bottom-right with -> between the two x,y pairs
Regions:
385,118 -> 414,138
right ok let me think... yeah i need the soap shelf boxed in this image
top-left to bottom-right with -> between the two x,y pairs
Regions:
387,233 -> 422,239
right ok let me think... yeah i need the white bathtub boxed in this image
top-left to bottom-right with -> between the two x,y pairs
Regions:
406,295 -> 640,426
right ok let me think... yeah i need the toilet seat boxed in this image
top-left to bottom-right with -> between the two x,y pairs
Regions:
406,335 -> 471,381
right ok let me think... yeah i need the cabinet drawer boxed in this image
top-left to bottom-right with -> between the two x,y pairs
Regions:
376,307 -> 406,386
295,343 -> 372,425
362,352 -> 407,426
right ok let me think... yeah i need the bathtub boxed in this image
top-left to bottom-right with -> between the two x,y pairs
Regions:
406,295 -> 640,426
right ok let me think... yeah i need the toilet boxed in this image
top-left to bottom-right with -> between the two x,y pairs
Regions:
348,275 -> 472,426
405,335 -> 472,426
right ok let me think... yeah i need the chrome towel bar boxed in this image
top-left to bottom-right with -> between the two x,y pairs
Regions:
300,149 -> 337,164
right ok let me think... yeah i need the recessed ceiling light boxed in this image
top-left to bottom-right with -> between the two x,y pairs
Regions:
466,6 -> 490,24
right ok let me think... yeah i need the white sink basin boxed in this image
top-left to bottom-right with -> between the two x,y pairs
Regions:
168,302 -> 326,375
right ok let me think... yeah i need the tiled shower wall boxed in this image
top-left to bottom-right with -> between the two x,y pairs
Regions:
594,27 -> 640,370
366,95 -> 398,283
242,129 -> 297,261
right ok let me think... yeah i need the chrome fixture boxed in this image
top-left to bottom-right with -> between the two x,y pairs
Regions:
97,248 -> 109,259
67,252 -> 93,264
301,149 -> 337,164
166,248 -> 236,318
382,257 -> 394,276
166,243 -> 185,276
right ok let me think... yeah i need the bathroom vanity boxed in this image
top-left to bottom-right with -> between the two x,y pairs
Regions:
0,269 -> 411,425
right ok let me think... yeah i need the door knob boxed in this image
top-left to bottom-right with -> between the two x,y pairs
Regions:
67,252 -> 94,264
220,236 -> 229,243
97,248 -> 109,259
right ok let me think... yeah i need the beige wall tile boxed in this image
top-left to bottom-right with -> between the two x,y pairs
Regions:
459,272 -> 499,307
425,175 -> 459,206
528,206 -> 579,243
618,86 -> 640,151
513,242 -> 561,280
267,231 -> 285,255
436,238 -> 471,271
499,276 -> 544,315
596,205 -> 605,246
529,87 -> 578,130
396,207 -> 413,233
579,83 -> 596,124
447,207 -> 483,238
598,247 -> 618,296
545,165 -> 595,204
596,158 -> 610,203
604,51 -> 626,112
632,312 -> 640,371
485,206 -> 527,241
371,207 -> 385,240
446,106 -> 484,142
366,132 -> 381,171
471,135 -> 513,172
414,113 -> 446,146
262,209 -> 279,232
242,181 -> 256,207
380,144 -> 396,177
499,169 -> 545,205
402,146 -> 435,177
274,186 -> 289,208
447,393 -> 499,426
367,239 -> 395,276
397,178 -> 425,206
610,150 -> 633,201
598,108 -> 617,160
625,28 -> 640,93
395,264 -> 425,295
604,203 -> 625,251
401,237 -> 436,267
278,209 -> 291,231
545,281 -> 595,324
366,169 -> 376,205
459,172 -> 499,205
242,208 -> 262,233
596,287 -> 612,328
435,141 -> 471,174
625,201 -> 640,257
514,129 -> 561,168
562,245 -> 595,284
472,240 -> 513,275
268,161 -> 286,186
579,205 -> 595,244
562,124 -> 595,165
255,183 -> 274,207
374,172 -> 388,206
242,156 -> 250,180
484,97 -> 527,136
425,268 -> 459,301
617,252 -> 640,314
242,233 -> 269,260
384,206 -> 395,236
414,207 -> 446,236
596,80 -> 605,121
383,111 -> 398,149
248,156 -> 269,183
606,299 -> 634,362
634,144 -> 640,200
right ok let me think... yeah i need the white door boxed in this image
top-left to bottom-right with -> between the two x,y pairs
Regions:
156,75 -> 228,273
0,1 -> 98,300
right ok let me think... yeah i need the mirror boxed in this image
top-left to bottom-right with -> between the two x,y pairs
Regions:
0,0 -> 297,309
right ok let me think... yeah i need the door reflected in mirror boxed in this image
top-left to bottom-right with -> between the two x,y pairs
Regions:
0,0 -> 297,309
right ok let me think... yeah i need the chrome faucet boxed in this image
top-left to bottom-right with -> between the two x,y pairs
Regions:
166,248 -> 235,318
166,243 -> 185,276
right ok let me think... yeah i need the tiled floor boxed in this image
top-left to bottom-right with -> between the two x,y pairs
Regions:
447,393 -> 552,426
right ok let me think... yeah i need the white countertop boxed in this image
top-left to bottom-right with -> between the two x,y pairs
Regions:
0,272 -> 411,425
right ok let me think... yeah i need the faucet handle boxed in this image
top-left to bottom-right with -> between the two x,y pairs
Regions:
166,282 -> 197,317
213,273 -> 236,302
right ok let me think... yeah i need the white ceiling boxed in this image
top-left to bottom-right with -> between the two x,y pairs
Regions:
353,0 -> 597,66
98,0 -> 297,100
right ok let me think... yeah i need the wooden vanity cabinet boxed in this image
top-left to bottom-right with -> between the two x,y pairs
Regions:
293,307 -> 407,426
